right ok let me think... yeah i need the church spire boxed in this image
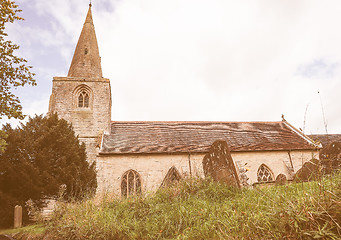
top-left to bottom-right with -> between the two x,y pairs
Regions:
68,4 -> 102,78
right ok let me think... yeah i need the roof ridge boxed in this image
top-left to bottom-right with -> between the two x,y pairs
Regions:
110,120 -> 283,124
309,133 -> 341,136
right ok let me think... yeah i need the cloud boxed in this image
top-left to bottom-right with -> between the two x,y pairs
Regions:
2,0 -> 341,134
296,59 -> 339,79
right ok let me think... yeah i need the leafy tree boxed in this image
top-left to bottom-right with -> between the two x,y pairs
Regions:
0,0 -> 36,120
0,114 -> 97,227
1,0 -> 36,153
0,130 -> 7,153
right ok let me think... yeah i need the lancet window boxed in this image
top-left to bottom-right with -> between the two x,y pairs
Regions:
78,91 -> 89,108
257,164 -> 274,182
121,170 -> 141,197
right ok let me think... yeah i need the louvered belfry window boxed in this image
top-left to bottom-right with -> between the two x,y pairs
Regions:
78,91 -> 89,108
257,164 -> 274,182
121,170 -> 141,197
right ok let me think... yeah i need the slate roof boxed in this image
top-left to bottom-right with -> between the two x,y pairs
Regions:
99,121 -> 317,155
308,134 -> 341,147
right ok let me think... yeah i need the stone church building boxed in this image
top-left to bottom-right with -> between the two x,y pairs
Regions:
48,5 -> 320,197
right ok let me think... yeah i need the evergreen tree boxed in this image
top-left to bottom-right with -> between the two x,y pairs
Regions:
0,114 -> 97,227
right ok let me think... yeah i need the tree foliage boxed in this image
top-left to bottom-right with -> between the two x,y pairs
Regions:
0,130 -> 7,153
0,114 -> 97,227
0,0 -> 36,120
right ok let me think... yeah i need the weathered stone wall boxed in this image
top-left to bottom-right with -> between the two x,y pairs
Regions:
49,76 -> 111,163
79,137 -> 98,165
96,153 -> 204,196
231,150 -> 319,183
95,149 -> 319,197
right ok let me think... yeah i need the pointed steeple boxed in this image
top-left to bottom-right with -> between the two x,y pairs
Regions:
68,4 -> 102,78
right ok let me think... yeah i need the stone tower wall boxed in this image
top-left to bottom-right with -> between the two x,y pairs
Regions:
49,76 -> 111,163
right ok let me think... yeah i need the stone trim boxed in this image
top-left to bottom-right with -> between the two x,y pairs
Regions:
53,77 -> 110,83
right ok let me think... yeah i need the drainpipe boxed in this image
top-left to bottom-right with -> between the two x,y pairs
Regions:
188,152 -> 192,177
287,150 -> 294,169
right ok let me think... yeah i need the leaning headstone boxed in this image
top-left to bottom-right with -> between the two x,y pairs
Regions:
161,166 -> 182,187
203,140 -> 241,188
294,158 -> 322,182
275,174 -> 287,185
14,205 -> 22,228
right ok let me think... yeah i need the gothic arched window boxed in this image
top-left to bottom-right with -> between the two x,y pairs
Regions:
257,164 -> 274,182
73,85 -> 92,109
121,170 -> 141,198
78,91 -> 89,108
161,166 -> 182,187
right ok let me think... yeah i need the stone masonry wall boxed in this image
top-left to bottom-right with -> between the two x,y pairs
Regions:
79,137 -> 98,165
95,149 -> 319,197
96,153 -> 204,196
49,77 -> 111,163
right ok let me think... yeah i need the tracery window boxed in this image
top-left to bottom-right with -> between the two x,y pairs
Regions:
78,91 -> 89,108
257,164 -> 274,182
121,170 -> 141,197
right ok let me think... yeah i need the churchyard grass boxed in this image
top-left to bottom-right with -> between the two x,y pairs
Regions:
9,171 -> 341,239
0,224 -> 46,237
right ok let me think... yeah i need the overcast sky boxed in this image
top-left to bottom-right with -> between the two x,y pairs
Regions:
2,0 -> 341,134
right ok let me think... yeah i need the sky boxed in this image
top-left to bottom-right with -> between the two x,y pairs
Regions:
2,0 -> 341,134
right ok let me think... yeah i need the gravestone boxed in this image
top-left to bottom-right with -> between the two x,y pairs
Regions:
161,166 -> 182,187
275,173 -> 287,185
203,140 -> 241,188
320,141 -> 341,173
14,205 -> 22,228
294,158 -> 321,182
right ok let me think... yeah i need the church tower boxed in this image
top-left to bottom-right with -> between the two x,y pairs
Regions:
49,4 -> 111,163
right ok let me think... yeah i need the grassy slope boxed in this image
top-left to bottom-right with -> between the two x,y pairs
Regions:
3,172 -> 340,239
45,172 -> 341,240
0,224 -> 46,238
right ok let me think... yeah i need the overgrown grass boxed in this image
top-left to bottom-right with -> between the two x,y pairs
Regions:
44,172 -> 341,239
0,224 -> 46,236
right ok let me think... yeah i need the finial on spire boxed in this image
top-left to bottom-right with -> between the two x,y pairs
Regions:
89,0 -> 92,7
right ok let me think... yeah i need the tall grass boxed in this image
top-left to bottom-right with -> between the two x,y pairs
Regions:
45,172 -> 341,239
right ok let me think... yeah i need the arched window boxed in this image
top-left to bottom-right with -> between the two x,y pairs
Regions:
121,170 -> 141,197
78,91 -> 89,108
74,85 -> 92,109
161,166 -> 182,187
257,164 -> 274,182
